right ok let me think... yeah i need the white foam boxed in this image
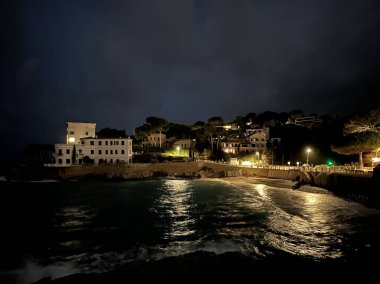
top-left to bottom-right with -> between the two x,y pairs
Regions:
7,259 -> 78,284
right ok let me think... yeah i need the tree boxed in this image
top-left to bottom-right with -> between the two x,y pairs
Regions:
331,132 -> 380,168
207,116 -> 224,151
344,108 -> 380,135
134,116 -> 168,148
146,116 -> 168,148
331,108 -> 380,168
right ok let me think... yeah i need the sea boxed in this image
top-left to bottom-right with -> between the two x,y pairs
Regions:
1,177 -> 380,283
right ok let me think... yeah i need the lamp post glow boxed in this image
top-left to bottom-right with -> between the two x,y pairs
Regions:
306,148 -> 312,166
296,161 -> 300,167
176,146 -> 180,156
256,151 -> 260,162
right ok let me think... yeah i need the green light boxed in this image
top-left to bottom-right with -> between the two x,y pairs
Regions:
327,160 -> 334,166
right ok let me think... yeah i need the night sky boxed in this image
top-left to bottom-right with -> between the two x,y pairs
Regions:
1,0 -> 380,163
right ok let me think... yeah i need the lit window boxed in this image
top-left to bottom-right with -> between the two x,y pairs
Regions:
69,137 -> 75,143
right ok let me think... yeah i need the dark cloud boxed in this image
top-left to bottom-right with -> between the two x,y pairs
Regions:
1,0 -> 380,162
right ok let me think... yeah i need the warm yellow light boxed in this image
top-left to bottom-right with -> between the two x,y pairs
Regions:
306,148 -> 312,153
69,137 -> 75,143
373,157 -> 380,162
242,161 -> 252,166
176,146 -> 180,151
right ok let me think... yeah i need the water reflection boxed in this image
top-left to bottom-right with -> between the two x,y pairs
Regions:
255,188 -> 343,258
55,206 -> 94,232
156,179 -> 196,240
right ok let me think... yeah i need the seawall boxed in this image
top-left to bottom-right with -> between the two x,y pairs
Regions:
56,161 -> 242,180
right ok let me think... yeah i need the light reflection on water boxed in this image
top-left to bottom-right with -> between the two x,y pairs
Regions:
3,178 -> 380,283
155,179 -> 196,239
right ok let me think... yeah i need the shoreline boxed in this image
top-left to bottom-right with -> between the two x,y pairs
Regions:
2,162 -> 380,208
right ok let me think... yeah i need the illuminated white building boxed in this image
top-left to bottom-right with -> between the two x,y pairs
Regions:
173,139 -> 191,149
66,122 -> 96,144
222,132 -> 268,154
52,122 -> 132,166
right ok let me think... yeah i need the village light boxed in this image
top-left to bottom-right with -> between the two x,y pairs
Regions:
69,137 -> 75,143
256,151 -> 260,161
176,146 -> 180,156
306,148 -> 312,166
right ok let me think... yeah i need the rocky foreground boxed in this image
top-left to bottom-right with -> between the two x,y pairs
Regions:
32,250 -> 378,283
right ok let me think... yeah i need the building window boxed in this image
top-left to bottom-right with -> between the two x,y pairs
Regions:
99,150 -> 102,155
58,159 -> 62,164
66,159 -> 70,164
121,141 -> 125,145
86,132 -> 88,135
70,131 -> 74,134
110,141 -> 113,145
121,150 -> 124,154
81,141 -> 85,145
90,141 -> 94,145
98,141 -> 102,146
66,149 -> 70,154
110,159 -> 113,163
115,150 -> 118,154
106,150 -> 108,154
58,149 -> 62,155
110,150 -> 113,154
106,141 -> 108,146
91,150 -> 94,154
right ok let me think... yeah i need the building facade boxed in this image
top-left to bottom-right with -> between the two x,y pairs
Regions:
172,139 -> 191,149
294,116 -> 322,128
66,122 -> 96,145
52,122 -> 132,166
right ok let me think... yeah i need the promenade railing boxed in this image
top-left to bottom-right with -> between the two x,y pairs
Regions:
203,160 -> 373,176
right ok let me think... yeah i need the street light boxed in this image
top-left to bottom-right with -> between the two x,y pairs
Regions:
256,151 -> 260,162
306,148 -> 312,166
296,161 -> 300,167
176,146 -> 180,156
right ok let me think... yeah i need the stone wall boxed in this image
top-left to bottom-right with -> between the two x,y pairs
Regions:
57,161 -> 242,180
